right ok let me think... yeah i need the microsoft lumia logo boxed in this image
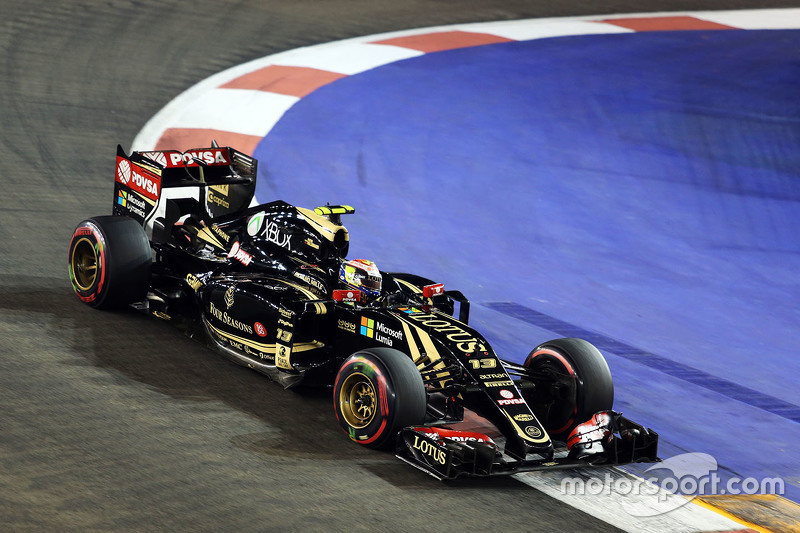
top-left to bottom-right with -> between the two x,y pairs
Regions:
360,317 -> 374,338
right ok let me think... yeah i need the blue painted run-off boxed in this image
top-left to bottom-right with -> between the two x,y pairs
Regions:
487,301 -> 800,424
254,30 -> 800,499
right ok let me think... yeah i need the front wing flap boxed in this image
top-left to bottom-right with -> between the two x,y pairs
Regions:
396,412 -> 659,480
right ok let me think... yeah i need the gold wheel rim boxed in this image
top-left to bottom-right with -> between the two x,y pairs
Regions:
71,237 -> 98,291
339,372 -> 377,429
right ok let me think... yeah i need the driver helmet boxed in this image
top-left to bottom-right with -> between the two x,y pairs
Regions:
339,259 -> 382,298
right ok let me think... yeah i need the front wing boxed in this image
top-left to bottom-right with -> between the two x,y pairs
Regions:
396,412 -> 659,480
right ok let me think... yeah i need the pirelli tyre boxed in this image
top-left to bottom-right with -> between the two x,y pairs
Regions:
334,348 -> 426,450
523,338 -> 614,441
68,215 -> 152,309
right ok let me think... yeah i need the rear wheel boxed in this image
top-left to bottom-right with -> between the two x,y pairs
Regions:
333,347 -> 426,449
524,338 -> 613,441
68,215 -> 152,309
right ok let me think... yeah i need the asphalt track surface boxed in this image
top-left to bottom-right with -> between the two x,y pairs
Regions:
1,1 -> 796,531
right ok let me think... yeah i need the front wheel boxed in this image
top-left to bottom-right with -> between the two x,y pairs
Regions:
333,347 -> 426,449
68,215 -> 152,309
524,338 -> 614,441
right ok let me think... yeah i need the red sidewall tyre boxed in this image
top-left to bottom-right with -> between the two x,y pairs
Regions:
333,348 -> 425,450
68,216 -> 152,309
524,338 -> 614,440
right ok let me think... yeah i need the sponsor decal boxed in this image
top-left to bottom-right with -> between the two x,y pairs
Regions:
117,159 -> 131,183
247,212 -> 265,236
279,308 -> 294,319
245,213 -> 290,248
398,307 -> 424,314
208,301 -> 253,334
375,321 -> 402,340
130,170 -> 159,199
338,319 -> 357,333
304,237 -> 319,250
276,344 -> 291,369
360,317 -> 374,338
116,158 -> 160,200
412,435 -> 447,466
227,241 -> 253,266
443,435 -> 491,443
263,221 -> 290,248
224,285 -> 235,308
415,427 -> 496,445
525,426 -> 543,438
403,313 -> 487,353
479,373 -> 508,380
168,149 -> 230,167
514,414 -> 535,422
141,151 -> 167,166
278,318 -> 292,327
254,322 -> 267,337
210,224 -> 230,243
497,388 -> 525,405
152,311 -> 171,321
484,380 -> 514,387
360,317 -> 402,347
185,273 -> 203,292
117,190 -> 147,218
293,271 -> 325,293
333,289 -> 360,303
498,398 -> 525,406
207,185 -> 230,209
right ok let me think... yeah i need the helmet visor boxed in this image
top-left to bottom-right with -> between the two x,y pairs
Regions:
360,274 -> 381,293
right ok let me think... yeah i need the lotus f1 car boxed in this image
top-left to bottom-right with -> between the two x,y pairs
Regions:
68,143 -> 659,480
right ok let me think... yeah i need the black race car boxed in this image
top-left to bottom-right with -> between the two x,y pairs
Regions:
68,143 -> 658,479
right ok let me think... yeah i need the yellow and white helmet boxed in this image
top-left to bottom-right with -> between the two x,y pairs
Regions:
339,259 -> 382,298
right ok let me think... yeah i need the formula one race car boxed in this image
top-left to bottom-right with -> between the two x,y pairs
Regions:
68,143 -> 658,479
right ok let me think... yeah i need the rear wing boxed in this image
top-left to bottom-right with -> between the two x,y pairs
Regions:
136,144 -> 256,188
113,142 -> 257,238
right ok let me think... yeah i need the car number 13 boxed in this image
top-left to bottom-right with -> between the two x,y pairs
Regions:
468,358 -> 497,369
